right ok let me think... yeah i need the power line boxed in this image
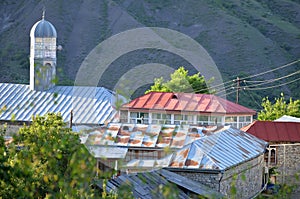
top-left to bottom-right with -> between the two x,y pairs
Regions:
243,82 -> 263,109
192,59 -> 299,94
195,79 -> 234,93
244,69 -> 300,88
215,89 -> 235,98
240,59 -> 300,81
217,68 -> 300,101
215,60 -> 299,98
214,82 -> 236,95
246,76 -> 300,91
218,89 -> 237,98
244,80 -> 265,83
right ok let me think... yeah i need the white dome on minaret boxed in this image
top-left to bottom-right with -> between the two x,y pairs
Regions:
29,11 -> 57,91
30,13 -> 57,38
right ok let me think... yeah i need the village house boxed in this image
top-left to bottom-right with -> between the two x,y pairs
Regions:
0,13 -> 120,135
84,123 -> 268,198
242,120 -> 300,189
119,92 -> 256,129
0,11 -> 270,198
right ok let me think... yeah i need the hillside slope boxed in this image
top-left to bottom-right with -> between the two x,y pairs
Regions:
0,0 -> 299,110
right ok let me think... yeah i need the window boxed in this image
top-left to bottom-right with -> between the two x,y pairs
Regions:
225,116 -> 238,128
245,116 -> 251,122
197,115 -> 222,125
197,115 -> 209,124
210,116 -> 222,124
120,111 -> 128,123
265,146 -> 277,166
129,112 -> 149,124
152,113 -> 171,124
174,114 -> 194,124
225,116 -> 237,122
34,38 -> 56,58
238,116 -> 253,128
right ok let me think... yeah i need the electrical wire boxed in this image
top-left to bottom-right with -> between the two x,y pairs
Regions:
194,79 -> 235,93
244,80 -> 265,83
218,89 -> 237,98
246,76 -> 300,91
243,82 -> 263,108
213,82 -> 236,95
191,59 -> 299,94
244,69 -> 300,88
240,59 -> 300,81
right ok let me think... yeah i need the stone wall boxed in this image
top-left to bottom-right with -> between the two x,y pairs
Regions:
169,170 -> 222,190
169,154 -> 265,199
220,154 -> 265,198
273,144 -> 300,187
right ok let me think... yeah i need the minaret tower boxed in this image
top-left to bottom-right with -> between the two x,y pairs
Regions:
29,10 -> 57,91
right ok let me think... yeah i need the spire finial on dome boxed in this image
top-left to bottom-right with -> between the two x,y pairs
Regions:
42,7 -> 45,20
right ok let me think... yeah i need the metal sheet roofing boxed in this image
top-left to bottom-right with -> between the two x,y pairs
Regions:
126,126 -> 267,171
121,92 -> 256,114
0,83 -> 117,124
96,169 -> 223,199
84,123 -> 222,148
275,115 -> 300,123
241,121 -> 300,142
86,145 -> 128,159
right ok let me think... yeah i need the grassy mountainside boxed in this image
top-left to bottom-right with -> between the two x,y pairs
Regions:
0,0 -> 299,110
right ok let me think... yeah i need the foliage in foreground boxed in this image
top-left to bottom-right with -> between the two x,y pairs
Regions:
145,66 -> 213,94
0,113 -> 96,198
258,93 -> 300,121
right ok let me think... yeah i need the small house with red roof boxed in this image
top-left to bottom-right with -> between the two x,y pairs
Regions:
241,121 -> 300,186
120,92 -> 256,128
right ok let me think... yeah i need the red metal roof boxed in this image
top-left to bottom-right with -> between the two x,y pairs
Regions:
241,121 -> 300,142
121,92 -> 256,114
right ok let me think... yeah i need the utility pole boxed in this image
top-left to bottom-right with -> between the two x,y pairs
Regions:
69,110 -> 73,128
235,77 -> 242,104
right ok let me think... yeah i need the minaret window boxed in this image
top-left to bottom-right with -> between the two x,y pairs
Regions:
34,38 -> 56,59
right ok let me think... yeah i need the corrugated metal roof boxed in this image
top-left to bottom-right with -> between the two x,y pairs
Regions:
84,123 -> 222,148
96,169 -> 223,199
275,115 -> 300,123
0,83 -> 117,124
170,127 -> 267,170
126,126 -> 267,171
127,155 -> 173,168
86,145 -> 128,159
159,169 -> 223,198
241,121 -> 300,142
121,92 -> 256,114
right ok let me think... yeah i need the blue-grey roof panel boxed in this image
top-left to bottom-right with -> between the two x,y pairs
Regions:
123,125 -> 267,171
34,19 -> 57,37
0,83 -> 117,124
170,126 -> 268,170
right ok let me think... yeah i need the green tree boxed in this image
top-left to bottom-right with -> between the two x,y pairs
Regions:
258,93 -> 300,120
145,67 -> 213,94
0,113 -> 96,198
0,125 -> 15,199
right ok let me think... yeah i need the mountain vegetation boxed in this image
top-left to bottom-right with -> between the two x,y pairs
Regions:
0,0 -> 299,110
